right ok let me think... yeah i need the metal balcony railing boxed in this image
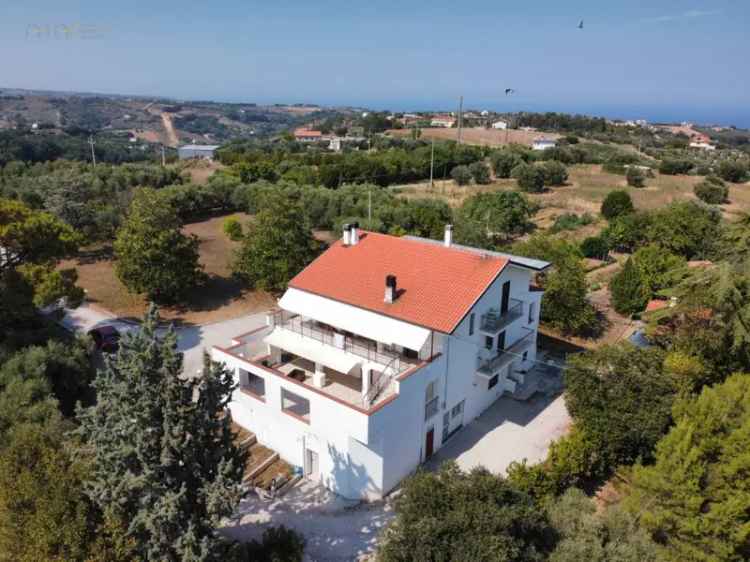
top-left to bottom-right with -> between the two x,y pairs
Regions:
478,328 -> 535,376
480,299 -> 524,334
269,310 -> 418,373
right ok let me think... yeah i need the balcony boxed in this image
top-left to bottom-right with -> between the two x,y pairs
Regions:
478,328 -> 535,376
480,299 -> 524,334
220,319 -> 427,410
269,310 -> 420,375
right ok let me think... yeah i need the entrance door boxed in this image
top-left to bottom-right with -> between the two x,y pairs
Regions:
497,331 -> 506,351
501,281 -> 511,314
305,449 -> 319,480
425,427 -> 435,460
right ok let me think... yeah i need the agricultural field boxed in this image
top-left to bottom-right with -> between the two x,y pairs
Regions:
387,126 -> 561,147
59,213 -> 275,325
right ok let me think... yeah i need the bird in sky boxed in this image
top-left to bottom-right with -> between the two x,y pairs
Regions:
578,19 -> 584,29
504,88 -> 515,96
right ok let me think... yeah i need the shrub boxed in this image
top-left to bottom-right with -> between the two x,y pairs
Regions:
223,216 -> 244,241
511,163 -> 545,192
610,258 -> 649,315
468,161 -> 491,184
580,236 -> 610,260
600,190 -> 634,220
632,243 -> 687,293
550,213 -> 593,233
693,176 -> 728,204
658,159 -> 693,175
239,525 -> 306,562
626,166 -> 646,187
450,164 -> 472,186
541,161 -> 568,186
489,150 -> 523,178
716,159 -> 748,183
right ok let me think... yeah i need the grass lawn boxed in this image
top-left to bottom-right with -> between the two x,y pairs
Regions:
61,213 -> 276,325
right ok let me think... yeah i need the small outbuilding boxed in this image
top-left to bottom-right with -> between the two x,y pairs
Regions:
177,144 -> 220,160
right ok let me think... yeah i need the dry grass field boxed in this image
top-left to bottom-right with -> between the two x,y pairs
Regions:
180,159 -> 226,185
395,164 -> 750,232
387,127 -> 560,148
61,213 -> 275,325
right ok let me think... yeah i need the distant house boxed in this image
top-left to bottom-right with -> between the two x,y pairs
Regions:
348,125 -> 365,137
329,137 -> 342,152
294,128 -> 323,142
491,120 -> 508,130
689,141 -> 716,151
177,144 -> 219,160
532,137 -> 556,151
430,114 -> 456,128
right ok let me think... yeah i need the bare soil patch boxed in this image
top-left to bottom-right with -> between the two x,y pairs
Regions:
61,213 -> 275,325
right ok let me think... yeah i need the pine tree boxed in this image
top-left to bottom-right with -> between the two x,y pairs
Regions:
77,306 -> 245,560
626,374 -> 750,562
610,257 -> 649,315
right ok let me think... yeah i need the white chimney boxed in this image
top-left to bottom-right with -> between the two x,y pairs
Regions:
350,222 -> 360,245
444,224 -> 453,247
384,274 -> 397,304
342,223 -> 351,245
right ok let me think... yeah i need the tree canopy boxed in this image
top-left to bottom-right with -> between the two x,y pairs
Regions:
454,191 -> 535,249
378,462 -> 553,562
77,307 -> 246,560
627,374 -> 750,562
233,191 -> 321,292
114,188 -> 204,304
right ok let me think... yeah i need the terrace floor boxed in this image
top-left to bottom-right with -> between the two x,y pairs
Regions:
226,327 -> 399,409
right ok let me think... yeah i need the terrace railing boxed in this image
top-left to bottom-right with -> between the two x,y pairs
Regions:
270,310 -> 416,373
477,328 -> 536,376
480,299 -> 524,334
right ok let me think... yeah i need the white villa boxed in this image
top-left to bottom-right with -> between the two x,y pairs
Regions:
212,225 -> 550,500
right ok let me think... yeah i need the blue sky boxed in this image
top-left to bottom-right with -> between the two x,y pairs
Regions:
2,1 -> 749,125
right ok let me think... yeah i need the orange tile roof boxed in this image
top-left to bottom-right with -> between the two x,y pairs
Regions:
288,231 -> 508,333
294,129 -> 322,137
646,299 -> 669,312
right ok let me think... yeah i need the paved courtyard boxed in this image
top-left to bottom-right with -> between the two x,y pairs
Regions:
428,393 -> 571,475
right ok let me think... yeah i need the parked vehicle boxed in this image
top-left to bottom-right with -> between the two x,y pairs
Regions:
88,325 -> 121,353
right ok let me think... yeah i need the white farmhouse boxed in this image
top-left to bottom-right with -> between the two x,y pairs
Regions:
532,137 -> 557,151
492,120 -> 509,130
212,225 -> 550,500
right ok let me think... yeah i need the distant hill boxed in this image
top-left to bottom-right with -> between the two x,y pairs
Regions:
0,88 -> 345,145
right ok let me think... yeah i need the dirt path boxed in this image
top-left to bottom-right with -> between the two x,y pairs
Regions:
161,112 -> 179,147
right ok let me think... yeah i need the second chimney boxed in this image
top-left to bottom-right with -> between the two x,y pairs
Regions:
342,223 -> 351,245
384,274 -> 397,304
444,224 -> 453,247
350,222 -> 360,245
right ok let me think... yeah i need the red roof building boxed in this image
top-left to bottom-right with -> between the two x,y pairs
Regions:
289,230 -> 508,333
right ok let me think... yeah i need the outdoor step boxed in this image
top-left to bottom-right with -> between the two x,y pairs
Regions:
276,473 -> 302,497
244,451 -> 280,483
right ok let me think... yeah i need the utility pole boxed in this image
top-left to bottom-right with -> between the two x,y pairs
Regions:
368,187 -> 372,229
457,95 -> 464,144
429,137 -> 435,189
161,145 -> 166,167
88,135 -> 97,166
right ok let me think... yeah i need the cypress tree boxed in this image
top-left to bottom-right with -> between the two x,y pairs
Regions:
610,257 -> 649,315
77,306 -> 245,560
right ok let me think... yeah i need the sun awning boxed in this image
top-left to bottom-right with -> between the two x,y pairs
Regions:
264,328 -> 362,374
278,288 -> 431,352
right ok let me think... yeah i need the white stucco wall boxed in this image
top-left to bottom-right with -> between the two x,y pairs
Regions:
211,263 -> 544,500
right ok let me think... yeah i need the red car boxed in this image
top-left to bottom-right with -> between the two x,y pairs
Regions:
88,325 -> 121,353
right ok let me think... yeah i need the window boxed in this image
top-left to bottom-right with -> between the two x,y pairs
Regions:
469,313 -> 475,335
451,400 -> 464,418
528,302 -> 536,324
424,381 -> 438,421
523,351 -> 528,362
281,388 -> 310,423
488,374 -> 499,389
403,347 -> 418,360
239,369 -> 265,400
485,335 -> 493,350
